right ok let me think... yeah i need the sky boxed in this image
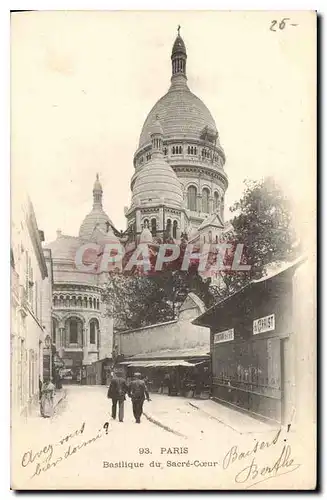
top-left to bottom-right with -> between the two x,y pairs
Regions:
11,11 -> 316,244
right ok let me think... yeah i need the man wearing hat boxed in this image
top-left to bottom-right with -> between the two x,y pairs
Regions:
128,372 -> 150,423
107,369 -> 129,422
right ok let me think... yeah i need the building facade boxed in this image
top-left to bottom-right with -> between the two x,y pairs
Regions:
11,196 -> 50,417
193,258 -> 310,426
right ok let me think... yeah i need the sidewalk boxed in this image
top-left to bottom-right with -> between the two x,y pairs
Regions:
143,394 -> 276,440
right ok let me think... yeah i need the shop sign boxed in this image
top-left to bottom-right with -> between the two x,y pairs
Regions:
214,328 -> 234,344
253,314 -> 275,335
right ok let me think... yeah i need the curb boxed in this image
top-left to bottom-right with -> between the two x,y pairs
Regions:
143,411 -> 186,438
187,401 -> 241,434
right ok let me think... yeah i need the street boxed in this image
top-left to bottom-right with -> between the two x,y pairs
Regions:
12,385 -> 294,490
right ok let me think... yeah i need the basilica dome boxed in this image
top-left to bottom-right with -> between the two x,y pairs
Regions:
139,87 -> 217,148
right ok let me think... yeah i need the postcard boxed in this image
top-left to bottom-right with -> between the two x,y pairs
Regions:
10,10 -> 316,490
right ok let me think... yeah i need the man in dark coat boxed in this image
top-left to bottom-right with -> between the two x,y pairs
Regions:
107,371 -> 129,422
128,372 -> 150,423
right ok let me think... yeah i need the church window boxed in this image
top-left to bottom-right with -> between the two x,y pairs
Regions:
59,295 -> 64,307
53,296 -> 58,307
187,146 -> 190,154
151,218 -> 157,237
202,188 -> 210,213
97,299 -> 100,310
72,296 -> 76,307
194,147 -> 197,155
89,297 -> 93,309
90,319 -> 99,345
143,219 -> 149,229
68,319 -> 78,344
209,230 -> 212,243
213,192 -> 219,212
215,235 -> 219,244
76,296 -> 81,307
65,296 -> 70,307
179,146 -> 182,154
93,298 -> 96,309
187,186 -> 197,211
83,297 -> 87,308
163,147 -> 168,155
173,220 -> 178,239
172,146 -> 175,154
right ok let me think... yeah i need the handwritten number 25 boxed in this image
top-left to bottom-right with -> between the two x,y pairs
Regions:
270,18 -> 290,31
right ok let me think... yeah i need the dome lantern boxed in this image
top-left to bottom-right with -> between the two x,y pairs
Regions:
93,173 -> 103,208
171,26 -> 187,84
150,115 -> 164,158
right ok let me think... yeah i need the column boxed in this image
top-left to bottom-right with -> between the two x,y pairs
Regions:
135,209 -> 141,233
83,327 -> 88,364
209,196 -> 214,213
197,194 -> 202,212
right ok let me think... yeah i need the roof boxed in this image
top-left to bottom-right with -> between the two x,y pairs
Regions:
198,212 -> 224,231
172,34 -> 186,56
179,292 -> 206,314
193,256 -> 307,327
126,346 -> 210,360
138,87 -> 218,148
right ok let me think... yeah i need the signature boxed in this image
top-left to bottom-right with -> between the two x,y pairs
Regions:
223,429 -> 281,470
234,444 -> 301,487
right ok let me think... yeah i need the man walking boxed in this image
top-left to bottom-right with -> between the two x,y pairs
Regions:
128,372 -> 150,423
107,370 -> 129,422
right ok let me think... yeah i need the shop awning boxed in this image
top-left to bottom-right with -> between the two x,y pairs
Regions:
119,360 -> 196,368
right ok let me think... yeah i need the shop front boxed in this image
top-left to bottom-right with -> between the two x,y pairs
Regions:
193,259 -> 306,424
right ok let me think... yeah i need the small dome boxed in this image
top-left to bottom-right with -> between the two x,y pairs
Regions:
140,226 -> 153,244
132,157 -> 183,209
45,235 -> 87,263
79,208 -> 113,240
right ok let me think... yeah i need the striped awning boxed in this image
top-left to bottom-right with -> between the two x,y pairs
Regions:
119,360 -> 196,368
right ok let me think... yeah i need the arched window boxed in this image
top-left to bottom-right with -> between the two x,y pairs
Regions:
90,319 -> 99,346
209,230 -> 212,243
151,218 -> 157,237
172,146 -> 175,155
53,296 -> 58,307
89,297 -> 93,309
179,146 -> 182,154
93,298 -> 96,309
76,296 -> 81,307
72,296 -> 76,307
83,297 -> 88,308
97,299 -> 100,310
187,146 -> 190,154
65,296 -> 70,307
52,318 -> 58,344
194,147 -> 197,155
187,186 -> 197,211
166,219 -> 172,236
65,317 -> 83,346
213,192 -> 219,212
59,295 -> 64,307
173,220 -> 178,239
202,188 -> 210,213
215,235 -> 219,244
143,219 -> 149,229
163,147 -> 168,155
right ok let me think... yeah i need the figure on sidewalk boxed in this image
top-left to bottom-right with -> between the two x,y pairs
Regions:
107,370 -> 129,422
40,377 -> 56,418
129,372 -> 150,423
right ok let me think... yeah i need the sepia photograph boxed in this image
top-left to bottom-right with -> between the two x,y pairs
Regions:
10,10 -> 316,490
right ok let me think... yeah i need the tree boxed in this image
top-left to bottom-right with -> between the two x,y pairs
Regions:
215,176 -> 297,297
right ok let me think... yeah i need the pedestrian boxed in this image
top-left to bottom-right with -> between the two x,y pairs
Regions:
107,370 -> 129,422
40,377 -> 56,418
128,372 -> 150,423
